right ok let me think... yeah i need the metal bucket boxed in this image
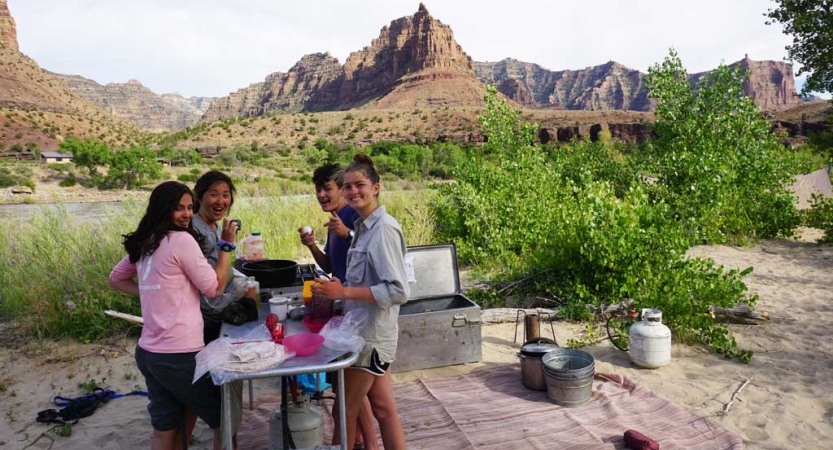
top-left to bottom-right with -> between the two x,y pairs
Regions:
518,338 -> 558,391
542,348 -> 595,407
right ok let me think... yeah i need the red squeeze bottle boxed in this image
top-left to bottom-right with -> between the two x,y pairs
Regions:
624,429 -> 659,450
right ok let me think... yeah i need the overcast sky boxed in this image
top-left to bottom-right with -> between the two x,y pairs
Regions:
9,0 -> 820,99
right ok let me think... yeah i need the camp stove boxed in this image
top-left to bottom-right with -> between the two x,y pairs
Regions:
260,263 -> 318,304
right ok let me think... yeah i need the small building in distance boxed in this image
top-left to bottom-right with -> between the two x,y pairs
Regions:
41,151 -> 73,164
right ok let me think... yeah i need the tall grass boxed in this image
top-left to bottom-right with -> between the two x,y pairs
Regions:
0,190 -> 436,341
0,203 -> 142,341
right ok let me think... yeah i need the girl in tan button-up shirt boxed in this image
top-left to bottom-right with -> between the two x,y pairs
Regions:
312,154 -> 410,450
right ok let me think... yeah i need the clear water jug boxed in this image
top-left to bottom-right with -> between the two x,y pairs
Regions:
237,231 -> 265,261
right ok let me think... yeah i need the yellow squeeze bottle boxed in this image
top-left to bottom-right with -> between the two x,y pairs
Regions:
303,281 -> 314,305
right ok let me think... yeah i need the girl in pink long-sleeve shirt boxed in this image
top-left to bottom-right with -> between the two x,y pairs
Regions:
109,181 -> 238,450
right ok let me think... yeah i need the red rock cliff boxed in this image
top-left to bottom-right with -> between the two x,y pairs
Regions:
329,3 -> 475,107
203,52 -> 342,121
204,4 -> 483,118
0,0 -> 18,52
725,56 -> 799,111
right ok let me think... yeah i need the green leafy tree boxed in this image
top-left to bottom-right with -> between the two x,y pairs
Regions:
104,147 -> 163,189
431,82 -> 756,361
60,137 -> 111,178
478,85 -> 538,155
429,142 -> 465,178
645,49 -> 801,244
765,0 -> 833,94
300,145 -> 327,167
314,138 -> 343,164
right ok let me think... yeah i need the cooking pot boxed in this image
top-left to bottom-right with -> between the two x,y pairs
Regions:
240,259 -> 298,288
518,337 -> 558,391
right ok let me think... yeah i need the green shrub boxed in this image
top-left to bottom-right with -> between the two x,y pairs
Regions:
59,175 -> 77,187
431,83 -> 757,361
804,193 -> 833,242
177,173 -> 198,182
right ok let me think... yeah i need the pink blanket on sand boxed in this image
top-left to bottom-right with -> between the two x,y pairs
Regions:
237,365 -> 743,449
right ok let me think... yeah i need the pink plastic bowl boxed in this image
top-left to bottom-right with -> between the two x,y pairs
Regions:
302,315 -> 331,333
283,333 -> 325,356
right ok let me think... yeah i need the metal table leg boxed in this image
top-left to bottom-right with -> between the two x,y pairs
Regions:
222,383 -> 233,450
337,369 -> 347,450
248,379 -> 254,410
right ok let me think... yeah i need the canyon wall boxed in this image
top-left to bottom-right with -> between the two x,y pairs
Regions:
48,72 -> 213,131
479,55 -> 800,112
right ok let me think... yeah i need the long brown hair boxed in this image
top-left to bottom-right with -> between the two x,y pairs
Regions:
122,181 -> 203,263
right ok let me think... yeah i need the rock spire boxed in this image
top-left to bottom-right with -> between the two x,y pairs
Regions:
0,0 -> 19,52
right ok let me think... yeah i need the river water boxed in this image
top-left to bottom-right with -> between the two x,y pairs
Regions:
0,195 -> 316,223
0,201 -> 127,222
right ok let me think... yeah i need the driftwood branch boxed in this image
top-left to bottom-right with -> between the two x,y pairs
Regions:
497,268 -> 554,295
710,305 -> 769,325
480,308 -> 557,324
104,309 -> 144,325
722,378 -> 752,415
599,298 -> 635,315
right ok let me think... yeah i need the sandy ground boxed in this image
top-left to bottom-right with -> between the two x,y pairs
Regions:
1,231 -> 832,449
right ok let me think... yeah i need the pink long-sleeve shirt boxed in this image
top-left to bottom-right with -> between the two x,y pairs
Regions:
109,231 -> 219,353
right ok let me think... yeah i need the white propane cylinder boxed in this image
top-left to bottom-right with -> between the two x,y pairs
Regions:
628,308 -> 671,368
268,399 -> 324,450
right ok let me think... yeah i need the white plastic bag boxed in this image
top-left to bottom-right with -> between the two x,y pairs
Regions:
204,275 -> 249,311
218,344 -> 290,375
193,338 -> 235,384
320,309 -> 368,354
194,337 -> 293,385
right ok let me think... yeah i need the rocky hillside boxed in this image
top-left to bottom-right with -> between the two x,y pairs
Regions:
0,1 -> 142,150
203,3 -> 487,120
47,72 -> 213,131
480,55 -> 800,112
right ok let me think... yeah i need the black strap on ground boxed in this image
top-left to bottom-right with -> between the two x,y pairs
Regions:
35,388 -> 148,426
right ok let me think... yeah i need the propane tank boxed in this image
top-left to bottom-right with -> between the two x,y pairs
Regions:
628,308 -> 671,368
268,396 -> 324,450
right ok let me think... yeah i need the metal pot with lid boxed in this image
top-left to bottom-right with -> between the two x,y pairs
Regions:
518,337 -> 558,391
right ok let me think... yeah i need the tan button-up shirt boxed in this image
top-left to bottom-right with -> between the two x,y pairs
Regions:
344,205 -> 410,365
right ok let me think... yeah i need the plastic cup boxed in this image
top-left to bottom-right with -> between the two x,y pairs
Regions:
269,296 -> 290,321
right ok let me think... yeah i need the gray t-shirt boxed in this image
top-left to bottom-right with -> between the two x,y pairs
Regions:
343,205 -> 410,366
192,214 -> 223,324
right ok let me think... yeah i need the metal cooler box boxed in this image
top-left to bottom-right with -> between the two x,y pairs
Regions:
393,244 -> 482,373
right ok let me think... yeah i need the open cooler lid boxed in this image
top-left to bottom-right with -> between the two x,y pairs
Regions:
406,244 -> 461,301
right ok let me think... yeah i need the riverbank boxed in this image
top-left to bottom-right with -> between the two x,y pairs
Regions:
1,163 -> 150,205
